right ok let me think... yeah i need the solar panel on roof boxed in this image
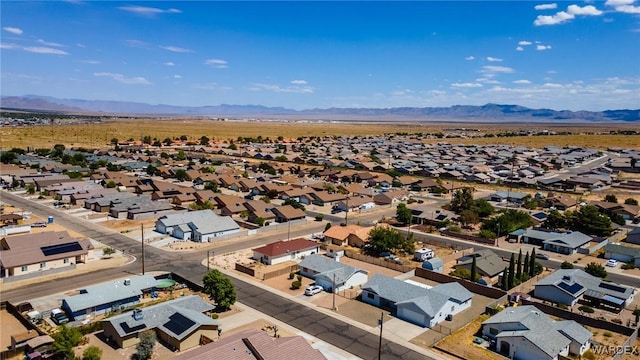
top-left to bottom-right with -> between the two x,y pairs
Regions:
598,282 -> 627,294
41,242 -> 83,256
557,281 -> 584,295
163,313 -> 195,336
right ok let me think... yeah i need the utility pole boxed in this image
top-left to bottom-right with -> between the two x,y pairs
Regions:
287,220 -> 291,241
378,312 -> 384,360
141,224 -> 145,275
344,195 -> 349,225
332,273 -> 337,311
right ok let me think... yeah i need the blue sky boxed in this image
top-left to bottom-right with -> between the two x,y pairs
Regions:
1,1 -> 639,111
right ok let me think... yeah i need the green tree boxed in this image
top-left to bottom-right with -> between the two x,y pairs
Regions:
52,144 -> 66,158
610,213 -> 626,226
561,261 -> 574,269
471,199 -> 494,217
450,187 -> 474,213
135,330 -> 156,360
145,164 -> 160,176
203,269 -> 237,311
228,143 -> 237,150
516,250 -> 523,281
142,135 -> 152,144
543,209 -> 567,231
501,267 -> 509,290
204,181 -> 219,192
529,248 -> 536,277
52,325 -> 83,360
200,136 -> 210,145
102,247 -> 115,258
283,198 -> 305,211
395,203 -> 412,225
470,256 -> 477,283
604,194 -> 618,203
82,345 -> 102,360
523,252 -> 530,280
625,198 -> 639,205
162,137 -> 173,146
568,205 -> 612,236
174,169 -> 190,182
508,253 -> 515,289
584,262 -> 607,278
175,150 -> 186,161
482,209 -> 535,235
105,180 -> 116,188
25,184 -> 36,195
459,209 -> 480,228
0,151 -> 18,164
363,226 -> 407,256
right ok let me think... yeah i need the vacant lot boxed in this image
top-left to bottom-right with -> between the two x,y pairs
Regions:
2,119 -> 638,149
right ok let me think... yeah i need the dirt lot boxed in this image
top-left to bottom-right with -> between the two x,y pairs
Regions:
433,314 -> 507,360
337,256 -> 403,279
0,310 -> 30,351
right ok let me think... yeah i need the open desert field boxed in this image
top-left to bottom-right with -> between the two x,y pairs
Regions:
2,118 -> 639,150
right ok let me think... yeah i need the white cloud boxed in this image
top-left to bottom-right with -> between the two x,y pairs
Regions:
535,3 -> 557,10
23,47 -> 69,55
481,65 -> 515,74
80,60 -> 100,64
0,42 -> 20,49
516,46 -> 525,51
518,41 -> 532,46
465,56 -> 475,60
290,80 -> 308,85
3,27 -> 23,35
125,39 -> 150,48
486,56 -> 503,62
159,45 -> 192,53
250,83 -> 314,94
118,5 -> 181,16
451,82 -> 483,88
93,72 -> 151,84
606,0 -> 640,13
164,62 -> 175,66
513,79 -> 532,84
535,4 -> 603,25
37,39 -> 64,47
173,75 -> 182,79
567,4 -> 603,16
536,44 -> 552,50
534,11 -> 575,25
204,59 -> 228,68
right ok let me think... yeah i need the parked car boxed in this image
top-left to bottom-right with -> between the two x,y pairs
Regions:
606,259 -> 618,267
50,309 -> 69,325
16,302 -> 34,313
304,284 -> 323,296
31,222 -> 47,228
535,253 -> 549,260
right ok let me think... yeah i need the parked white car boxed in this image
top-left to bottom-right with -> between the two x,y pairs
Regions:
605,259 -> 618,267
304,284 -> 323,296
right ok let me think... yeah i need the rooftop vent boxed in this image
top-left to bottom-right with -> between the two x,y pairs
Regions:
133,309 -> 143,321
124,278 -> 131,286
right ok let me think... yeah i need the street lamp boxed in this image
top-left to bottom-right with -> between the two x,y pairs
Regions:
207,250 -> 215,271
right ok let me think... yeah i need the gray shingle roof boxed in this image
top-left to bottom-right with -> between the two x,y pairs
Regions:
299,255 -> 367,285
605,243 -> 640,258
63,275 -> 157,313
522,229 -> 592,249
536,269 -> 634,301
362,274 -> 472,316
483,305 -> 576,358
103,295 -> 218,340
156,209 -> 240,234
555,320 -> 592,344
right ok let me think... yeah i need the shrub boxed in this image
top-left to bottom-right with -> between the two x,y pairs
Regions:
560,261 -> 574,269
622,262 -> 636,270
315,214 -> 324,221
288,272 -> 295,280
578,305 -> 594,313
611,318 -> 622,324
211,313 -> 219,319
603,331 -> 612,337
557,303 -> 568,310
291,280 -> 302,289
582,350 -> 596,360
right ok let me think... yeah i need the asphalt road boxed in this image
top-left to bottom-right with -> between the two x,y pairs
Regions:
1,191 -> 435,360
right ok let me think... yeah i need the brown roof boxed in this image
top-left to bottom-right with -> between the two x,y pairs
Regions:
271,205 -> 307,220
323,224 -> 372,242
173,329 -> 326,360
253,238 -> 319,257
0,231 -> 90,268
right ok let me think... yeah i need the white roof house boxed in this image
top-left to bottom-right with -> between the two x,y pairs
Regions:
298,254 -> 368,292
155,209 -> 240,242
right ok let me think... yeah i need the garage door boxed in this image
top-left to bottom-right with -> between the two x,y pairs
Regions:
399,307 -> 425,326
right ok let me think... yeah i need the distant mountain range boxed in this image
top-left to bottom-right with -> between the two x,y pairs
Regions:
1,95 -> 638,122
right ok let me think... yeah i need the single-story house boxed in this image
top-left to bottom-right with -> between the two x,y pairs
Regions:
534,269 -> 635,311
252,238 -> 320,265
323,224 -> 372,248
102,295 -> 219,351
627,226 -> 640,245
514,228 -> 592,255
482,305 -> 592,360
604,243 -> 640,268
271,205 -> 307,223
172,329 -> 326,360
62,275 -> 158,320
361,274 -> 472,328
0,231 -> 91,278
298,254 -> 368,292
454,249 -> 506,282
489,190 -> 529,204
155,210 -> 240,242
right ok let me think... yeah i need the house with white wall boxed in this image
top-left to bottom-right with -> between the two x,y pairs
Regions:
252,238 -> 320,265
299,254 -> 368,292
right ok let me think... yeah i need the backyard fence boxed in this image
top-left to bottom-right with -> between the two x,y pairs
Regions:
415,267 -> 508,299
344,250 -> 414,273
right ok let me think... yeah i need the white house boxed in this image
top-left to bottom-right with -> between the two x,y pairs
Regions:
361,274 -> 472,328
298,254 -> 368,292
252,238 -> 320,265
482,305 -> 592,360
155,210 -> 240,242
